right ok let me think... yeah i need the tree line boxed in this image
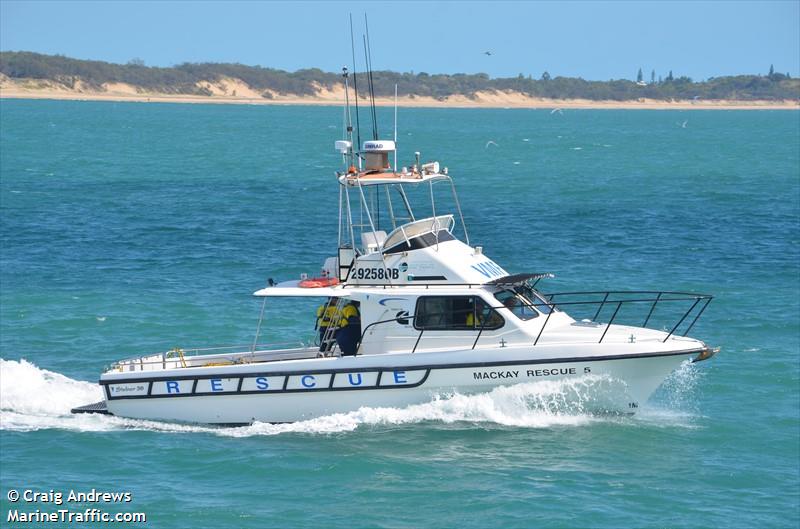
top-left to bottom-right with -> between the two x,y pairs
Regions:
1,51 -> 797,101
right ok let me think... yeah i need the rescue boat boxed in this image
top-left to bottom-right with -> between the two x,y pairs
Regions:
73,66 -> 717,425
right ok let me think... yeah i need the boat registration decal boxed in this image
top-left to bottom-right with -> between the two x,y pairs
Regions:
352,267 -> 400,281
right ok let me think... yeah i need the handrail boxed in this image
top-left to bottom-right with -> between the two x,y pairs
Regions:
642,292 -> 662,328
114,290 -> 713,369
598,302 -> 623,343
381,214 -> 455,251
354,290 -> 713,353
543,291 -> 713,343
662,297 -> 700,342
683,296 -> 713,337
546,289 -> 714,298
533,309 -> 554,346
592,292 -> 610,322
111,340 -> 312,368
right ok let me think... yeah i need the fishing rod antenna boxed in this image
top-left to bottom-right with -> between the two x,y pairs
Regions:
364,14 -> 379,141
349,13 -> 362,169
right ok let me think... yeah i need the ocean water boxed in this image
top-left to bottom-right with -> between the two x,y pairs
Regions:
1,100 -> 798,528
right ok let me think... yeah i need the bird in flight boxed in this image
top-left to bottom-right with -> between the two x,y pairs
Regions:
485,140 -> 499,148
484,51 -> 492,56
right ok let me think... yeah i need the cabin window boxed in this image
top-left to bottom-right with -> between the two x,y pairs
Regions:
414,296 -> 504,331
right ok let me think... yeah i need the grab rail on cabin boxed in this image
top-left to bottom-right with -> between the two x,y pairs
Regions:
354,291 -> 713,355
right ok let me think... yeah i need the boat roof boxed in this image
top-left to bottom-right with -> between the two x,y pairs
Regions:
253,278 -> 554,299
253,280 -> 351,298
338,171 -> 449,186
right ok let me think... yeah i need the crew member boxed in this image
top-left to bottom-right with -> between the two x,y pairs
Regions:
316,298 -> 340,352
335,300 -> 361,355
467,298 -> 503,328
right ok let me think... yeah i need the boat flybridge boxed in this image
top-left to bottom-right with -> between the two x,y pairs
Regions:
73,84 -> 717,425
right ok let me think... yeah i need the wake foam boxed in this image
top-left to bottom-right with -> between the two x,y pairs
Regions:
1,358 -> 105,432
636,359 -> 706,428
0,358 -> 700,436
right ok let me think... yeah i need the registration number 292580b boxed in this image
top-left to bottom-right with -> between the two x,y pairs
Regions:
352,267 -> 400,280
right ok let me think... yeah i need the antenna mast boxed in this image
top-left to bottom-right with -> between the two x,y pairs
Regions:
342,66 -> 355,170
364,14 -> 379,141
394,84 -> 398,172
349,14 -> 362,169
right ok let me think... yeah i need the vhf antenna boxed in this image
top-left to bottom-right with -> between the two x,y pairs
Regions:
349,13 -> 362,169
364,14 -> 379,141
342,66 -> 354,170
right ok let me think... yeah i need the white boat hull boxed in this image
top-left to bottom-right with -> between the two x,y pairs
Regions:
102,347 -> 704,424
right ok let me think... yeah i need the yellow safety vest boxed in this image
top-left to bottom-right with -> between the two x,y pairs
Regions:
316,305 -> 340,328
467,310 -> 501,328
339,304 -> 359,328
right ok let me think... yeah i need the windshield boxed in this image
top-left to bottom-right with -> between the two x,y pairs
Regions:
493,285 -> 555,320
516,284 -> 555,314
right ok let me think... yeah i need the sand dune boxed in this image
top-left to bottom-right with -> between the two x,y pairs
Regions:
1,75 -> 796,110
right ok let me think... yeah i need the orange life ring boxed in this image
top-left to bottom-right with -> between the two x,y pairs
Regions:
298,277 -> 340,288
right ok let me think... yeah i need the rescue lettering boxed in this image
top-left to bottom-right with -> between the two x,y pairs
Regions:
526,368 -> 577,377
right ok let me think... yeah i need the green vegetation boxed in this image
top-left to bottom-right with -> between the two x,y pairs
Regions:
1,51 -> 798,101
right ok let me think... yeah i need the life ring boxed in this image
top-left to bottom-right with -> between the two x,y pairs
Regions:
298,277 -> 340,288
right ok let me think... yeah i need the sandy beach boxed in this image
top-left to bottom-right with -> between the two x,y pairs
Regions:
1,76 -> 797,110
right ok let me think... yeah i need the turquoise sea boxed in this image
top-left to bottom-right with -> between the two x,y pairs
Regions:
1,100 -> 798,528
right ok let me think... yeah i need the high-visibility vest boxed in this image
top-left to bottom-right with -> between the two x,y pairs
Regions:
316,305 -> 340,328
467,309 -> 501,328
339,303 -> 359,328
